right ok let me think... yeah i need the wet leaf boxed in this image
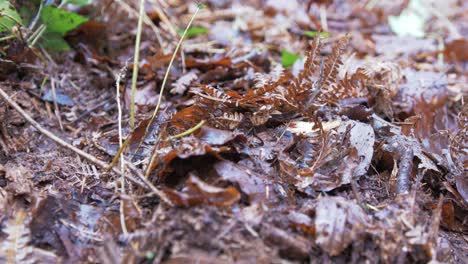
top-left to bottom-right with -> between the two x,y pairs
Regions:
41,87 -> 74,106
214,160 -> 269,202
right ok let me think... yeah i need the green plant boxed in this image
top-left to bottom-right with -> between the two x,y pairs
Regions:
0,0 -> 22,32
0,0 -> 90,51
281,49 -> 301,67
176,26 -> 208,38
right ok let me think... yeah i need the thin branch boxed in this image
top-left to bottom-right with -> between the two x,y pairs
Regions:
397,148 -> 413,195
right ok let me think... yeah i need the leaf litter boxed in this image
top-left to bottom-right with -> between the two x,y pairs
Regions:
0,0 -> 467,263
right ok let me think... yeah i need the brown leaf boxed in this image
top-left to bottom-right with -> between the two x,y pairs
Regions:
65,21 -> 108,54
163,175 -> 240,207
186,56 -> 232,70
444,39 -> 468,63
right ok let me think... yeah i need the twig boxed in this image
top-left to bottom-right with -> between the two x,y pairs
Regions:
397,148 -> 413,195
116,60 -> 128,235
0,84 -> 173,206
50,78 -> 64,130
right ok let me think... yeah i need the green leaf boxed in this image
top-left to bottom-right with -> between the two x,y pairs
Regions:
63,0 -> 92,6
39,31 -> 71,52
177,26 -> 208,38
41,5 -> 88,35
304,31 -> 331,38
0,0 -> 23,32
281,50 -> 301,68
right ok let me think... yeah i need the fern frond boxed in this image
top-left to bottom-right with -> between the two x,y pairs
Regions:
217,112 -> 244,129
321,36 -> 349,89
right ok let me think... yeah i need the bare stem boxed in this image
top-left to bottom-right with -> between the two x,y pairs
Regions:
136,5 -> 202,155
129,0 -> 146,128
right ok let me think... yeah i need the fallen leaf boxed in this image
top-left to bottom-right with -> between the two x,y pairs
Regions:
163,175 -> 241,207
214,160 -> 269,202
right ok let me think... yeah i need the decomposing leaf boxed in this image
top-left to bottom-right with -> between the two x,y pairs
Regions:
260,224 -> 311,260
4,162 -> 33,196
314,196 -> 367,256
284,120 -> 374,191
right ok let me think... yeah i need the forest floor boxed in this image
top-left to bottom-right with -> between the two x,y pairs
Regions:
0,0 -> 467,263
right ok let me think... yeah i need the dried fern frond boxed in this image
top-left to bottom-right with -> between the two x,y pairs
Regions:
253,63 -> 285,88
321,36 -> 349,89
251,105 -> 274,126
216,112 -> 244,129
299,37 -> 321,82
0,210 -> 56,263
358,61 -> 402,96
170,71 -> 198,95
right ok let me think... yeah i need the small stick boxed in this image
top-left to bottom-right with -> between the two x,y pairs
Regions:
0,85 -> 173,206
397,148 -> 413,195
50,78 -> 64,130
116,60 -> 128,235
